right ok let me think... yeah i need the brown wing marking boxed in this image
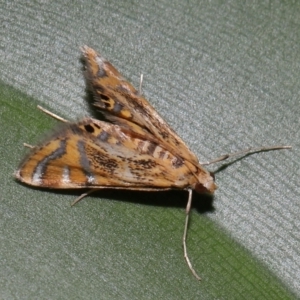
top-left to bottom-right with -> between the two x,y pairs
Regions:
16,118 -> 199,190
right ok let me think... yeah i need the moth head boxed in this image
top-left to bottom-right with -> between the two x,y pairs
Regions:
194,172 -> 217,194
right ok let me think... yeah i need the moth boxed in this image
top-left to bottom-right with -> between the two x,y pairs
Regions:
15,46 -> 291,280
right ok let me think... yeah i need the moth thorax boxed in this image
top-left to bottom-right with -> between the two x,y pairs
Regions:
194,172 -> 217,194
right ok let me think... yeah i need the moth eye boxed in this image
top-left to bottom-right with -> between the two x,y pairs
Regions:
84,124 -> 95,133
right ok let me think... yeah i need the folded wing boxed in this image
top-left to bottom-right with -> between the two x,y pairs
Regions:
16,118 -> 197,189
82,46 -> 199,166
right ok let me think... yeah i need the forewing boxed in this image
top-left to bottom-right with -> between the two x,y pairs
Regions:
16,118 -> 197,190
81,46 -> 199,165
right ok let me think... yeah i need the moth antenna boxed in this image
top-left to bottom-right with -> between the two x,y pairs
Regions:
23,143 -> 35,149
71,189 -> 97,206
183,189 -> 201,281
201,145 -> 292,166
138,74 -> 144,96
37,105 -> 69,123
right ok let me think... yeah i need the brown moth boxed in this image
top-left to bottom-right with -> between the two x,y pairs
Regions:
15,46 -> 291,280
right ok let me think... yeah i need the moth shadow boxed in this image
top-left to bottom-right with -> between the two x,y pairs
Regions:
84,189 -> 215,214
80,56 -> 105,121
17,182 -> 214,214
83,89 -> 105,121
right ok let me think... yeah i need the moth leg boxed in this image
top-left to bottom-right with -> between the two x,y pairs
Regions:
183,189 -> 201,281
21,107 -> 68,148
71,189 -> 97,206
200,145 -> 291,166
23,143 -> 35,149
37,105 -> 68,123
138,74 -> 144,96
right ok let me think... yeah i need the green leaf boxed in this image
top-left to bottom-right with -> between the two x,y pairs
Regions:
1,81 -> 295,299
